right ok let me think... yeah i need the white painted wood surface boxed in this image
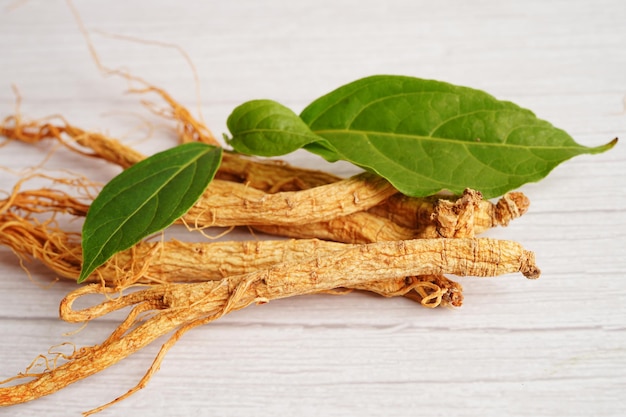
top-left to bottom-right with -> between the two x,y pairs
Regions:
1,0 -> 625,415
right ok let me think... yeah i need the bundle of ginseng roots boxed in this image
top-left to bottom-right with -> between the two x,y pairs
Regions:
0,87 -> 540,414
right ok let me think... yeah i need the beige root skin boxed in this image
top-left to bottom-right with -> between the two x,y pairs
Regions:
0,211 -> 460,307
351,275 -> 464,308
253,211 -> 417,243
0,237 -> 538,411
187,172 -> 397,227
60,238 -> 538,324
0,183 -> 514,308
0,185 -> 501,299
370,190 -> 530,236
0,170 -> 397,233
252,188 -> 494,242
219,152 -> 343,192
2,177 -> 526,244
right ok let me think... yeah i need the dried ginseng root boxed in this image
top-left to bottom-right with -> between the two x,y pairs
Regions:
0,177 -> 522,307
0,204 -> 461,307
185,171 -> 397,227
1,168 -> 528,243
370,190 -> 530,236
1,180 -> 524,258
254,188 -> 514,242
0,237 -> 539,414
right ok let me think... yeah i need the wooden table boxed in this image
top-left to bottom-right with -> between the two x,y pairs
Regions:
1,1 -> 624,416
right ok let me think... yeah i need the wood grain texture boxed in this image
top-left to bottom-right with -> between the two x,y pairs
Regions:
1,0 -> 625,416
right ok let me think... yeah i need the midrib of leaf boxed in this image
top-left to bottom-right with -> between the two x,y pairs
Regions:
87,162 -> 199,261
312,128 -> 592,152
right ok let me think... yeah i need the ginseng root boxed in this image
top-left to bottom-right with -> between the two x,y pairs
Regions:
0,178 -> 520,310
1,170 -> 528,243
0,237 -> 539,413
371,190 -> 530,235
0,208 -> 461,307
0,179 -> 517,297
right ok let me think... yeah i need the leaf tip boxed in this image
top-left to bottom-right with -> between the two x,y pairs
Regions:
592,137 -> 618,154
77,268 -> 90,284
608,136 -> 619,148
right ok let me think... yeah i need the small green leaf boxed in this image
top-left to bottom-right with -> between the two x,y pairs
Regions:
226,99 -> 327,156
227,75 -> 616,199
78,142 -> 222,283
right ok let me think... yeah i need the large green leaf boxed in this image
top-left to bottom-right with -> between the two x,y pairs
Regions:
227,75 -> 616,198
78,142 -> 223,283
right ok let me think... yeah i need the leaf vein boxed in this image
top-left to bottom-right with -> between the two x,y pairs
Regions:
82,147 -> 214,278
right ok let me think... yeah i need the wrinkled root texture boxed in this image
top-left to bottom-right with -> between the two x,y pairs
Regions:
0,237 -> 539,413
0,209 -> 462,307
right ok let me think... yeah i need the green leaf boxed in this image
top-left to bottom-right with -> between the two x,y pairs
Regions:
78,142 -> 223,283
302,75 -> 616,198
226,99 -> 327,156
227,75 -> 616,199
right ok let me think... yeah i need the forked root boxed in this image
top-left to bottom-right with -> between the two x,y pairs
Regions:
0,237 -> 538,412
